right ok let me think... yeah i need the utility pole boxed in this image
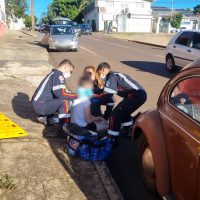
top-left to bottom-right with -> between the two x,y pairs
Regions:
171,0 -> 174,17
31,0 -> 36,36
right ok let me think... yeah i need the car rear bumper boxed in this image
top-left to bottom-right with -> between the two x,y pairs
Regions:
49,41 -> 78,50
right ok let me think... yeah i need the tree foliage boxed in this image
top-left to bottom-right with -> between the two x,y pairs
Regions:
171,13 -> 183,29
42,0 -> 91,23
5,0 -> 27,20
194,4 -> 200,15
24,15 -> 37,27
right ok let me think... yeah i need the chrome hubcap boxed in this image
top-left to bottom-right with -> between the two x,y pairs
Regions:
167,58 -> 173,70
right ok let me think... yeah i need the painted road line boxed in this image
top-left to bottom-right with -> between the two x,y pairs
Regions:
80,45 -> 98,56
91,37 -> 129,49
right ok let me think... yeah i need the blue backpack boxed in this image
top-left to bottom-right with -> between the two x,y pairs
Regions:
65,123 -> 113,161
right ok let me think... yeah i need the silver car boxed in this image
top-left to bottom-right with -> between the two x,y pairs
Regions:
48,25 -> 78,51
166,30 -> 200,72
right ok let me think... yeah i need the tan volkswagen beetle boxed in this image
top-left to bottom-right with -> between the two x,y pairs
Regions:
132,59 -> 200,200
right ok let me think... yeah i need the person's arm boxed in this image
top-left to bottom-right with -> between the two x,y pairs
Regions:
52,74 -> 77,100
93,75 -> 118,100
84,103 -> 105,124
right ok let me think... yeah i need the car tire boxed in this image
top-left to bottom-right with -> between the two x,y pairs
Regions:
137,134 -> 157,195
166,55 -> 177,72
73,48 -> 78,52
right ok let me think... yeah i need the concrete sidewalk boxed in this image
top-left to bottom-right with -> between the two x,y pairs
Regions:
109,32 -> 175,47
0,31 -> 122,200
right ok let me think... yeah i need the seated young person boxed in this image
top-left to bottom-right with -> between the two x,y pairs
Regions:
71,76 -> 108,132
83,66 -> 115,120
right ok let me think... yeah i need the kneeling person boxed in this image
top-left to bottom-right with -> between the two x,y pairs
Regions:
31,59 -> 77,131
71,76 -> 108,132
97,62 -> 147,140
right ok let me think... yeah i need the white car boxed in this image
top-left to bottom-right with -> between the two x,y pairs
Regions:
166,30 -> 200,72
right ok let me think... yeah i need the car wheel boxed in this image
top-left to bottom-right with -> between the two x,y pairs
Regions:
166,55 -> 177,72
137,134 -> 157,195
73,48 -> 78,52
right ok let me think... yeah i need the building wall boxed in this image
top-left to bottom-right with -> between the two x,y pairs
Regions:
84,0 -> 153,32
9,18 -> 25,30
0,0 -> 6,36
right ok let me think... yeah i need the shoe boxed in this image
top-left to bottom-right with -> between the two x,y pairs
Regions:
109,135 -> 120,148
36,116 -> 47,125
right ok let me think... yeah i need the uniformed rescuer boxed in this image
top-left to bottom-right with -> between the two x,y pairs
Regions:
31,59 -> 77,131
96,62 -> 147,143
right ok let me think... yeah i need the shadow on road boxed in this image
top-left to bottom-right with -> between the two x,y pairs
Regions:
106,137 -> 162,200
12,92 -> 108,199
121,60 -> 179,78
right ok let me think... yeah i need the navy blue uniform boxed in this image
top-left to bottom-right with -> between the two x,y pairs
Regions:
31,69 -> 77,126
91,80 -> 115,120
103,71 -> 147,136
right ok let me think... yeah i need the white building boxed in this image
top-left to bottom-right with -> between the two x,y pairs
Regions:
0,0 -> 6,36
8,18 -> 25,30
84,0 -> 153,32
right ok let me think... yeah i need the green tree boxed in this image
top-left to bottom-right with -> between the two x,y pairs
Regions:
24,15 -> 37,27
47,0 -> 91,21
194,4 -> 200,15
5,0 -> 28,21
171,13 -> 183,29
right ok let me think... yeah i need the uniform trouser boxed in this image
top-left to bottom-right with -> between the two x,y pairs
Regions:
108,90 -> 147,136
32,99 -> 70,127
91,96 -> 115,120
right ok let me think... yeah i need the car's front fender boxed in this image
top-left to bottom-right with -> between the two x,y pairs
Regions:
132,109 -> 170,197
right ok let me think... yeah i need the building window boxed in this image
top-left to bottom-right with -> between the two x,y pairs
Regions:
135,2 -> 144,8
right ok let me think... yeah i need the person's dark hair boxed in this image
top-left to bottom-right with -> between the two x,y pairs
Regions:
97,62 -> 111,73
78,76 -> 94,87
58,59 -> 75,68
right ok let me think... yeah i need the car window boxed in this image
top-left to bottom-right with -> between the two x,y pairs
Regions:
170,76 -> 200,124
175,32 -> 193,46
190,33 -> 200,50
51,26 -> 74,35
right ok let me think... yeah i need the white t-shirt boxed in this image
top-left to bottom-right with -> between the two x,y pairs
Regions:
71,98 -> 91,127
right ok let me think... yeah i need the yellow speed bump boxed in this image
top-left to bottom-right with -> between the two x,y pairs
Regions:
0,113 -> 27,139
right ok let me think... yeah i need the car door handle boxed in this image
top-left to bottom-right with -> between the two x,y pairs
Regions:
187,49 -> 192,53
172,45 -> 176,48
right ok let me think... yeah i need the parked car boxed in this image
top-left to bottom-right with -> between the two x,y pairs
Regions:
48,25 -> 78,51
166,30 -> 200,72
40,24 -> 50,33
132,60 -> 200,200
35,24 -> 41,31
79,24 -> 92,35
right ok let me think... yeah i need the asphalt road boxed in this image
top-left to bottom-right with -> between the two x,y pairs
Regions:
48,34 -> 175,200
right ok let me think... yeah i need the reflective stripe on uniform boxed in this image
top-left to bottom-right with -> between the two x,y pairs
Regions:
115,73 -> 139,90
122,121 -> 133,127
34,72 -> 54,101
107,103 -> 115,106
104,87 -> 117,94
58,113 -> 71,118
52,85 -> 66,91
108,130 -> 119,136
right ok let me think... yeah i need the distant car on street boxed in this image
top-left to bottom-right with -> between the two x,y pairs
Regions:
166,30 -> 200,72
79,24 -> 92,35
132,60 -> 200,200
40,24 -> 50,33
48,25 -> 78,52
35,24 -> 41,31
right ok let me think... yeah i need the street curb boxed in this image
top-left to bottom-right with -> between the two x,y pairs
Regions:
94,161 -> 124,200
128,40 -> 166,48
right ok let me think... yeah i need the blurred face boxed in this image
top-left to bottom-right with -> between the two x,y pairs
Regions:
78,82 -> 93,99
84,69 -> 95,81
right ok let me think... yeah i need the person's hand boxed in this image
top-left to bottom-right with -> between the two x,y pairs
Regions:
96,117 -> 106,122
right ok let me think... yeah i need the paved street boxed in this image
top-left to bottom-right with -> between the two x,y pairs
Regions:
48,34 -> 175,200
